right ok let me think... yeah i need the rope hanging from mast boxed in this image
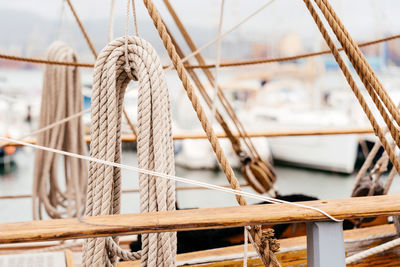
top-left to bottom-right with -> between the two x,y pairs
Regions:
82,36 -> 176,266
32,41 -> 88,220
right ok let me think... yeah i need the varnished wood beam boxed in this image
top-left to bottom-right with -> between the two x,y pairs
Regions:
0,195 -> 398,244
4,127 -> 374,147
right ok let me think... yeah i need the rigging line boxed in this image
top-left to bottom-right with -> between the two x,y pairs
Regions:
0,184 -> 251,200
211,0 -> 225,126
56,0 -> 66,40
65,0 -> 98,58
0,136 -> 340,222
0,33 -> 399,69
108,0 -> 116,41
164,0 -> 277,71
0,108 -> 90,148
185,33 -> 400,69
131,0 -> 139,36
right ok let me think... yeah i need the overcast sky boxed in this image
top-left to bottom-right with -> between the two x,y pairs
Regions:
0,0 -> 399,42
0,0 -> 400,29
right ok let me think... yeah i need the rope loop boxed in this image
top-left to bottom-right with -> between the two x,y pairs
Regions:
33,41 -> 88,220
82,35 -> 176,266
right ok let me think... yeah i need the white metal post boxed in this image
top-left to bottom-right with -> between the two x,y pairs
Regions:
306,221 -> 346,267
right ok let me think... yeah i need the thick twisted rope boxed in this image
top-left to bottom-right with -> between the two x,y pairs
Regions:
142,0 -> 280,266
346,237 -> 400,264
313,0 -> 400,151
82,36 -> 176,267
162,0 -> 276,195
1,34 -> 400,69
302,0 -> 400,176
32,41 -> 88,220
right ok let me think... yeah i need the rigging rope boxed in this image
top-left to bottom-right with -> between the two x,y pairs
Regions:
82,36 -> 176,266
0,135 -> 342,222
304,0 -> 400,262
162,0 -> 276,195
142,0 -> 280,265
32,42 -> 88,220
0,33 -> 399,69
210,0 -> 225,126
302,0 -> 400,176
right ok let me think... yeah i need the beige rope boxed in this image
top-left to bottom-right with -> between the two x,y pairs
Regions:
65,0 -> 97,58
314,0 -> 400,150
162,0 -> 276,195
346,237 -> 400,264
1,33 -> 400,69
108,0 -> 116,42
32,41 -> 88,220
142,0 -> 280,266
82,36 -> 176,266
302,0 -> 400,177
210,0 -> 225,126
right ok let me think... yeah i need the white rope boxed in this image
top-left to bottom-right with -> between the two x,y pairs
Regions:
0,108 -> 90,148
243,226 -> 249,267
108,0 -> 116,42
0,135 -> 341,222
164,0 -> 276,71
131,0 -> 139,36
210,0 -> 225,126
56,0 -> 66,40
346,237 -> 400,264
125,0 -> 131,73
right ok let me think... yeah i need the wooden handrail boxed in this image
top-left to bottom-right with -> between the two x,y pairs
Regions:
0,184 -> 250,200
0,194 -> 398,244
4,127 -> 374,147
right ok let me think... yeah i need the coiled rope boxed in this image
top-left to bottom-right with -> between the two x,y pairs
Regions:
82,36 -> 176,266
32,41 -> 88,220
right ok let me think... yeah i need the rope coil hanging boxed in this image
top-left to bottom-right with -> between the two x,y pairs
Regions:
32,42 -> 88,220
82,36 -> 176,266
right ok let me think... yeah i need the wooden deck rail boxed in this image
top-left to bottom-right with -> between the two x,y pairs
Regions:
0,194 -> 398,244
4,127 -> 374,147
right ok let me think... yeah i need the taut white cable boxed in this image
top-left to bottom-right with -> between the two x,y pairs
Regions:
108,0 -> 116,41
165,0 -> 276,71
211,0 -> 225,126
244,226 -> 249,267
0,135 -> 340,222
0,108 -> 90,148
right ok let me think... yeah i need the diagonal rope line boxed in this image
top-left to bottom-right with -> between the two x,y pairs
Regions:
0,33 -> 399,69
0,108 -> 90,148
210,0 -> 225,125
0,135 -> 341,222
164,0 -> 277,71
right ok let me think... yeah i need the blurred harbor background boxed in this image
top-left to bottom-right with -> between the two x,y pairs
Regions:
1,0 -> 400,222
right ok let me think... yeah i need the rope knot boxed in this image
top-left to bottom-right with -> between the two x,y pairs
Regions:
262,228 -> 280,253
124,64 -> 137,81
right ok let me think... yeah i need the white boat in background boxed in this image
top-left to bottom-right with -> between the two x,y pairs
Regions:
225,61 -> 366,174
246,107 -> 360,173
174,133 -> 272,170
172,84 -> 273,170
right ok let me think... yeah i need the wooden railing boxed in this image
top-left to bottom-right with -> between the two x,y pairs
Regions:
0,194 -> 398,244
4,127 -> 374,147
